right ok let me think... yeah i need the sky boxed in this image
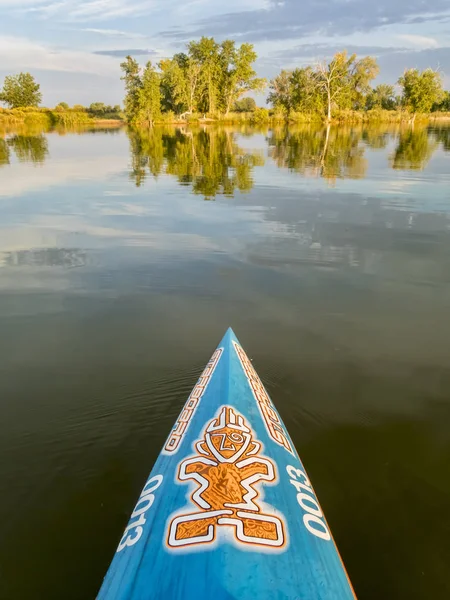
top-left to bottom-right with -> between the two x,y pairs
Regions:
0,0 -> 450,107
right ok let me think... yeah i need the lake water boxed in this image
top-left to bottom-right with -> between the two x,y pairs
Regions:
0,123 -> 449,599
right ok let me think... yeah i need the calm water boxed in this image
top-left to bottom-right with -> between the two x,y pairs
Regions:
0,123 -> 450,599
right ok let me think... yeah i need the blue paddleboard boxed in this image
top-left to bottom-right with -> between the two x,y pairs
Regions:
97,328 -> 356,599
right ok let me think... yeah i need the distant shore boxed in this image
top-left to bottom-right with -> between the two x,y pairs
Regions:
1,107 -> 450,128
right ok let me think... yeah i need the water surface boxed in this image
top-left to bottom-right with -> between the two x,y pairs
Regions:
0,123 -> 449,599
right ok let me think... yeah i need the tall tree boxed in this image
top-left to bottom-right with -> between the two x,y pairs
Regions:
0,73 -> 42,108
316,52 -> 353,120
120,56 -> 142,122
137,62 -> 161,125
351,56 -> 379,109
188,37 -> 220,113
399,68 -> 444,113
267,70 -> 293,114
290,67 -> 323,113
159,53 -> 201,114
316,52 -> 379,120
219,40 -> 265,115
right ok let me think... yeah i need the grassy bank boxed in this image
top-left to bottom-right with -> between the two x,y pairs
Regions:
133,109 -> 450,126
2,107 -> 450,128
0,107 -> 124,127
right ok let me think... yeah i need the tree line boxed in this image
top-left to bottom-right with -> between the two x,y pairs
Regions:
268,52 -> 449,120
120,37 -> 264,124
1,40 -> 450,123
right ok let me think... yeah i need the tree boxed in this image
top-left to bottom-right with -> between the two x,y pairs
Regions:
351,56 -> 379,109
290,67 -> 323,113
233,97 -> 256,112
89,102 -> 106,115
399,68 -> 444,113
219,40 -> 265,115
137,62 -> 161,125
316,52 -> 379,120
366,84 -> 396,110
55,101 -> 69,111
435,90 -> 450,111
267,70 -> 293,114
0,72 -> 42,108
120,56 -> 142,121
159,53 -> 200,114
188,37 -> 221,113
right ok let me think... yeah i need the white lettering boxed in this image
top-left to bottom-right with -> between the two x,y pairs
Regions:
116,475 -> 163,553
303,514 -> 331,541
287,465 -> 331,542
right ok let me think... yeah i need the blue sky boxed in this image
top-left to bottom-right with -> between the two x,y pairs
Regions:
1,0 -> 449,106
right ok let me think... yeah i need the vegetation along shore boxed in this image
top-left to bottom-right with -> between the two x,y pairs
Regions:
1,38 -> 450,126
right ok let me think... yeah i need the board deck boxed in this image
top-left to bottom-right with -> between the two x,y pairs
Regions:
97,328 -> 356,599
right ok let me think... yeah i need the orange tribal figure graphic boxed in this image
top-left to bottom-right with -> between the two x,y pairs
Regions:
167,406 -> 286,549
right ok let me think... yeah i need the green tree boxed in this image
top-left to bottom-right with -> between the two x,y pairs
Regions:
267,70 -> 293,114
233,97 -> 256,112
89,102 -> 106,115
55,101 -> 69,111
219,40 -> 265,114
0,72 -> 42,108
137,62 -> 161,125
120,56 -> 142,121
160,53 -> 202,115
316,52 -> 379,119
432,90 -> 450,112
290,67 -> 323,113
399,68 -> 444,113
188,37 -> 221,113
366,84 -> 396,110
351,56 -> 379,109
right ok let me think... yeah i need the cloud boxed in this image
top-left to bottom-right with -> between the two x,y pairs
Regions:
377,46 -> 450,84
12,0 -> 153,21
272,43 -> 410,62
160,0 -> 450,42
94,48 -> 157,57
0,35 -> 120,76
81,28 -> 147,39
259,42 -> 450,85
397,34 -> 440,49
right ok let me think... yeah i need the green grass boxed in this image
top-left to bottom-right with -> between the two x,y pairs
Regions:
0,107 -> 124,126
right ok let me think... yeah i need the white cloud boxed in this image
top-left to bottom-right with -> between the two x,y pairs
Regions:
397,34 -> 440,49
0,35 -> 119,76
11,0 -> 155,20
81,28 -> 147,38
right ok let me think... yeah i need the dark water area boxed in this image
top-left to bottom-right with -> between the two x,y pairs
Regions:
0,123 -> 449,599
